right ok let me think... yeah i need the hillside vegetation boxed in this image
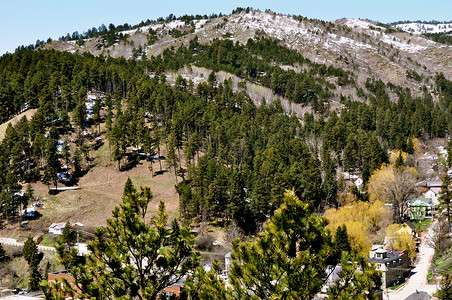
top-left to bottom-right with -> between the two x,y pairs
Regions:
0,7 -> 450,238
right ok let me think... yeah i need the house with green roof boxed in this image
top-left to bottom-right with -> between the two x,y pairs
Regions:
409,197 -> 431,220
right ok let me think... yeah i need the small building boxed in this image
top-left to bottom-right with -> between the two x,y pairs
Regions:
415,180 -> 442,193
48,270 -> 81,297
368,247 -> 410,289
396,221 -> 418,238
225,252 -> 232,274
161,285 -> 181,299
409,198 -> 432,220
48,222 -> 84,235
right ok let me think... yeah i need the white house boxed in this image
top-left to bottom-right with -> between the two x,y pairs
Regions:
49,222 -> 67,235
424,189 -> 440,209
49,222 -> 84,235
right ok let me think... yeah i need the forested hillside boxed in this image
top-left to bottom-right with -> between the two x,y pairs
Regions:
1,7 -> 452,297
1,35 -> 451,233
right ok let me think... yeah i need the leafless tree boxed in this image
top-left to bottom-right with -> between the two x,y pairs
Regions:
370,166 -> 417,223
427,218 -> 451,255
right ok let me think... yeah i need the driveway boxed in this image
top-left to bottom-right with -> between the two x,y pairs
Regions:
0,237 -> 56,252
387,221 -> 438,300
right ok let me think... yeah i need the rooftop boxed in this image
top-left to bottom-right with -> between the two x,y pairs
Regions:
369,249 -> 406,263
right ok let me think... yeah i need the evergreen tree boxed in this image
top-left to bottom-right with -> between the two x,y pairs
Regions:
73,147 -> 82,175
44,138 -> 60,188
335,224 -> 351,255
327,249 -> 381,299
437,273 -> 452,300
56,222 -> 79,269
229,190 -> 338,299
0,243 -> 8,262
60,181 -> 199,299
439,174 -> 452,228
184,259 -> 228,300
23,236 -> 43,290
394,151 -> 405,169
447,139 -> 452,168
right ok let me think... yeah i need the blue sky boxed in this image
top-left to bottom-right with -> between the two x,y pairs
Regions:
1,0 -> 451,55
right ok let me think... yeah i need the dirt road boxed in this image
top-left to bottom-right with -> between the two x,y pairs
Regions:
387,221 -> 438,300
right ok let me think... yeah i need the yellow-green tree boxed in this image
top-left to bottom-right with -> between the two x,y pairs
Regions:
385,224 -> 416,258
324,200 -> 389,255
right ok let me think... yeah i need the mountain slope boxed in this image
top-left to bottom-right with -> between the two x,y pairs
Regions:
42,9 -> 452,100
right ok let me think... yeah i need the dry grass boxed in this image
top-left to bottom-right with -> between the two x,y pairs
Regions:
0,109 -> 37,141
26,143 -> 181,231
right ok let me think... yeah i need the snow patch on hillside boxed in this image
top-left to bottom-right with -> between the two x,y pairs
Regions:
344,19 -> 381,30
195,19 -> 208,29
324,34 -> 375,51
380,34 -> 428,53
227,11 -> 313,39
395,23 -> 452,34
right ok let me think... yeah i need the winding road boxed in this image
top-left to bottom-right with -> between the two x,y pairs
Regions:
387,221 -> 438,300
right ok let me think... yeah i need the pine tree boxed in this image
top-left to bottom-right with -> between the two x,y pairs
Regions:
335,224 -> 351,255
60,181 -> 199,299
439,174 -> 452,228
438,273 -> 452,300
327,249 -> 381,299
448,139 -> 452,168
56,222 -> 79,269
229,190 -> 338,299
0,243 -> 8,262
184,259 -> 228,300
23,236 -> 43,290
394,151 -> 405,169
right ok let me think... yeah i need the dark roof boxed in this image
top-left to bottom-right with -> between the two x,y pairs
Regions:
416,180 -> 442,188
404,220 -> 417,231
368,249 -> 406,264
405,291 -> 431,300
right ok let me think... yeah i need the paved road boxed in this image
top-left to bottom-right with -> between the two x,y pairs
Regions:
387,221 -> 438,300
0,237 -> 56,252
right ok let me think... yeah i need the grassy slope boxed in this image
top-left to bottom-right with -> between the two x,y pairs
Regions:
0,109 -> 37,141
29,142 -> 181,231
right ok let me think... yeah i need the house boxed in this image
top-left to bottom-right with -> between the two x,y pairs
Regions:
424,188 -> 440,209
48,270 -> 81,297
161,285 -> 181,299
368,247 -> 410,289
397,221 -> 419,238
415,180 -> 442,193
319,264 -> 383,299
409,198 -> 432,220
419,153 -> 439,161
48,222 -> 84,235
405,291 -> 431,300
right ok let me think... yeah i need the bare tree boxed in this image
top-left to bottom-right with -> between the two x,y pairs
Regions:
369,165 -> 417,223
427,218 -> 451,255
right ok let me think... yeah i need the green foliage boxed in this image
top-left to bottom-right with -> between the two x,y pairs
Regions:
439,174 -> 452,228
327,249 -> 382,300
424,31 -> 452,45
447,139 -> 452,168
59,181 -> 199,299
56,222 -> 79,269
184,259 -> 228,299
335,224 -> 351,255
437,273 -> 452,300
229,190 -> 337,299
23,236 -> 43,290
0,243 -> 8,262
